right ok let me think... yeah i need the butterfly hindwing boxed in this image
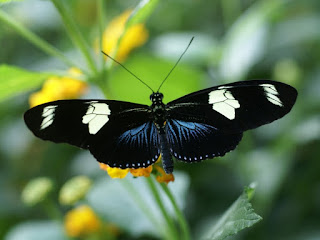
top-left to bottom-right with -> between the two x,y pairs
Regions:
166,119 -> 243,162
24,100 -> 160,168
166,80 -> 297,133
89,120 -> 160,169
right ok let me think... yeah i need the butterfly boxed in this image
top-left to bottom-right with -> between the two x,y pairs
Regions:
24,39 -> 297,174
24,79 -> 297,174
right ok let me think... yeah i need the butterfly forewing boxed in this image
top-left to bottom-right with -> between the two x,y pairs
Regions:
166,80 -> 297,133
24,100 -> 95,148
24,100 -> 159,168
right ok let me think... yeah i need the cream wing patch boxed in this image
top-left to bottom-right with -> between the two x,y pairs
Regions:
40,105 -> 58,130
82,102 -> 111,134
209,89 -> 240,120
260,84 -> 283,107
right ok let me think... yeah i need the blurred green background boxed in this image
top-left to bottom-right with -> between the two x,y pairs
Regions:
0,0 -> 319,239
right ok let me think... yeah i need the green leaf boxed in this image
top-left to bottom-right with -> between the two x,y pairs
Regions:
206,184 -> 262,240
126,0 -> 159,28
0,65 -> 52,102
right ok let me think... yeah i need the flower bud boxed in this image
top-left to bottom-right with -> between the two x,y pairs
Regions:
21,177 -> 54,206
59,176 -> 92,205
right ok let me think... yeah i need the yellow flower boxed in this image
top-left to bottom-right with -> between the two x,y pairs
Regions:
100,163 -> 153,178
130,165 -> 153,177
99,163 -> 129,179
101,10 -> 148,62
29,91 -> 56,108
29,67 -> 87,107
99,156 -> 171,179
155,165 -> 175,184
65,205 -> 101,237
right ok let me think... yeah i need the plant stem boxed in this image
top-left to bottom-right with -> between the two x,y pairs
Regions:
51,0 -> 98,74
0,9 -> 80,70
160,183 -> 191,240
42,199 -> 63,220
146,176 -> 179,240
121,178 -> 162,229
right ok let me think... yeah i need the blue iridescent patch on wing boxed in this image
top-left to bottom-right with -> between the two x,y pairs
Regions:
166,119 -> 217,143
118,122 -> 158,147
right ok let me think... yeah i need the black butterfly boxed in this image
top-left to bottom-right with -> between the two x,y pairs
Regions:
24,38 -> 297,174
24,79 -> 297,174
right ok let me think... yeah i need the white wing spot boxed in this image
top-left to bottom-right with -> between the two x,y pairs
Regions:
82,102 -> 111,134
40,105 -> 57,130
260,84 -> 283,107
209,89 -> 240,120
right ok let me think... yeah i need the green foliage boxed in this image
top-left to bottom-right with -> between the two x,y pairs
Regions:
0,65 -> 51,102
127,0 -> 160,28
207,185 -> 262,240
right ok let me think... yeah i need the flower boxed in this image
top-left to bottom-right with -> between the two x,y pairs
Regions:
99,163 -> 129,179
99,155 -> 175,181
21,177 -> 54,206
64,205 -> 101,237
29,67 -> 87,107
59,176 -> 92,205
155,165 -> 175,184
130,165 -> 153,177
101,10 -> 148,62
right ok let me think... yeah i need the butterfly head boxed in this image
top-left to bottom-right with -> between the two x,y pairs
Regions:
150,92 -> 164,105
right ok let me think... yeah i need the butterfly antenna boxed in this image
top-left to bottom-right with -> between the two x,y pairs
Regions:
157,36 -> 194,92
101,51 -> 154,93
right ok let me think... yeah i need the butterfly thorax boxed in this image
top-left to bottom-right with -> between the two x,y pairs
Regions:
150,92 -> 167,130
150,92 -> 173,173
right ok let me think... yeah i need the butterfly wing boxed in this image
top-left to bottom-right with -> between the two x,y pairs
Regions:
165,119 -> 243,162
165,80 -> 297,162
24,100 -> 160,169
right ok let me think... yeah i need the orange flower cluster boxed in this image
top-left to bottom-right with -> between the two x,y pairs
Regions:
99,157 -> 174,184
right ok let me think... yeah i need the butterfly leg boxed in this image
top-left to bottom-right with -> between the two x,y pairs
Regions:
159,128 -> 173,174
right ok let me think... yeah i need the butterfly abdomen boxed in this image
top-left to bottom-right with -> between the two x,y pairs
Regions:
159,128 -> 173,174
